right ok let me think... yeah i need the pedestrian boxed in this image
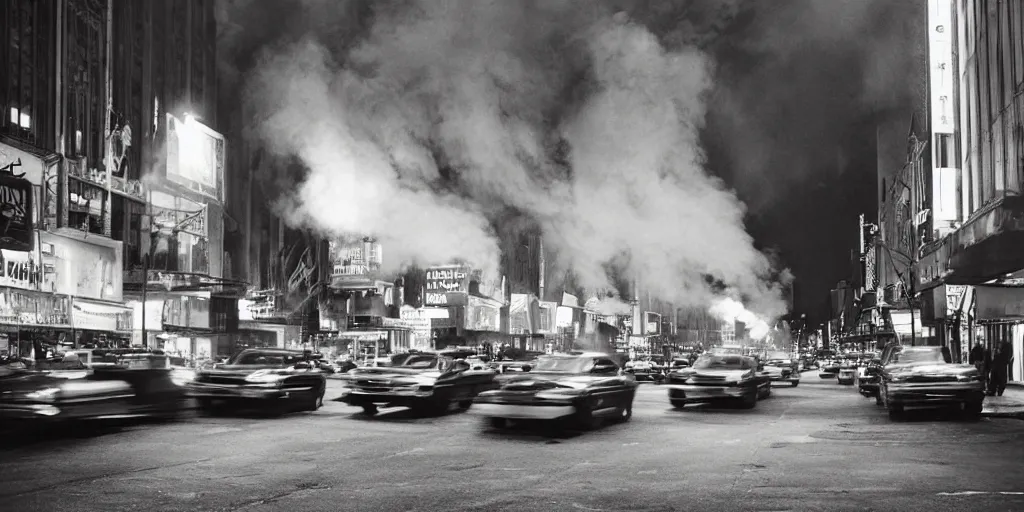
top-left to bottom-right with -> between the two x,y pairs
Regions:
989,341 -> 1013,397
969,343 -> 984,370
983,345 -> 993,394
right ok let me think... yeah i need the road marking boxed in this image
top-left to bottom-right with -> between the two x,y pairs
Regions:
622,442 -> 641,446
638,470 -> 657,475
938,491 -> 1024,496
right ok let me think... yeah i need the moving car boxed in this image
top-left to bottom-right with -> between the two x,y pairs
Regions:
878,345 -> 985,419
761,351 -> 800,387
471,353 -> 637,430
187,348 -> 327,413
665,354 -> 771,409
339,352 -> 498,416
0,350 -> 186,426
818,356 -> 840,378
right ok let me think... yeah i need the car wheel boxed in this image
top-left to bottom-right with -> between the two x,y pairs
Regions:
309,389 -> 325,411
791,381 -> 799,388
670,399 -> 686,409
575,406 -> 602,430
887,404 -> 904,420
616,403 -> 633,423
963,400 -> 983,419
458,400 -> 473,410
488,417 -> 509,429
361,404 -> 378,416
739,392 -> 758,409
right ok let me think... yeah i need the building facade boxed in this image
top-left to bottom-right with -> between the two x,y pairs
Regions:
1,0 -> 251,362
916,0 -> 1024,382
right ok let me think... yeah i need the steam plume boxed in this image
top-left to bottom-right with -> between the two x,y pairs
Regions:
224,0 -> 792,320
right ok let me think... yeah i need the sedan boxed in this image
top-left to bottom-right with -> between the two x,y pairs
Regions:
879,346 -> 985,419
665,354 -> 771,409
472,353 -> 638,430
187,349 -> 327,413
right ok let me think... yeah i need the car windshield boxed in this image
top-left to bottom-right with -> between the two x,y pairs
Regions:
228,350 -> 303,366
766,352 -> 790,360
532,356 -> 591,373
693,355 -> 751,370
394,355 -> 441,369
709,347 -> 743,355
889,347 -> 946,364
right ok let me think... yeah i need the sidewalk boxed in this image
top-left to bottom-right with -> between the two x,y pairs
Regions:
982,382 -> 1024,418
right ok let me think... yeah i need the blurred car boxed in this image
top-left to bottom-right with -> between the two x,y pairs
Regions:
669,358 -> 691,371
339,352 -> 498,416
818,356 -> 840,378
837,356 -> 858,385
665,354 -> 771,409
762,351 -> 800,387
625,360 -> 665,383
0,351 -> 186,426
187,348 -> 327,413
878,345 -> 984,419
472,353 -> 637,430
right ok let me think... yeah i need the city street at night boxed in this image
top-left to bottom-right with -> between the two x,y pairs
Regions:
2,375 -> 1023,512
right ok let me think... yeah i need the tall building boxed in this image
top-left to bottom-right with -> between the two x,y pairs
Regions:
1,0 -> 246,361
915,0 -> 1024,379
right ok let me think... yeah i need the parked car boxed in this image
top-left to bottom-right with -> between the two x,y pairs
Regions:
187,348 -> 327,414
762,351 -> 800,387
857,354 -> 885,400
339,352 -> 498,416
837,355 -> 859,385
878,345 -> 985,419
625,360 -> 665,383
471,353 -> 637,430
665,354 -> 771,409
818,356 -> 841,378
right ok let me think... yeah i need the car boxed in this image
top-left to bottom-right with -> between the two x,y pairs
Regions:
665,354 -> 771,409
187,348 -> 327,413
818,356 -> 841,378
878,345 -> 985,419
761,351 -> 800,387
0,351 -> 186,426
625,360 -> 665,383
471,353 -> 637,430
857,354 -> 884,399
837,356 -> 858,385
339,352 -> 499,416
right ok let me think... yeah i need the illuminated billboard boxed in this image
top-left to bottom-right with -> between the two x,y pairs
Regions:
165,114 -> 225,202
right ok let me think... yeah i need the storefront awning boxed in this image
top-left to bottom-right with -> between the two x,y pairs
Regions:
71,298 -> 133,333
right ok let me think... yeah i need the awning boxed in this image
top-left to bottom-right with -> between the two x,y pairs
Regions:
71,297 -> 133,333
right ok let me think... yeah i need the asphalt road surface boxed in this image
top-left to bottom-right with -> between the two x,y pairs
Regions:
2,372 -> 1024,512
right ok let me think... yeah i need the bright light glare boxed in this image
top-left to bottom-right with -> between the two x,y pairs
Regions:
9,107 -> 17,124
8,107 -> 30,129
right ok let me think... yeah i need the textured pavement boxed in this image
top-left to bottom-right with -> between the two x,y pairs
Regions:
2,372 -> 1024,512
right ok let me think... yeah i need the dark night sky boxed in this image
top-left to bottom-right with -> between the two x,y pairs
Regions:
693,0 -> 924,325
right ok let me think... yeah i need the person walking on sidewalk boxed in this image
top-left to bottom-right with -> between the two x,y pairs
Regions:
989,341 -> 1013,397
969,343 -> 985,371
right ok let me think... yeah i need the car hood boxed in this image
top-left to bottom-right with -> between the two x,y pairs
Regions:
346,367 -> 444,386
199,365 -> 295,378
496,373 -> 609,391
673,368 -> 750,380
886,362 -> 975,376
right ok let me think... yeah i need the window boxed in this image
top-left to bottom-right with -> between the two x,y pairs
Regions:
111,196 -> 146,270
1014,0 -> 1024,88
937,133 -> 955,168
1,0 -> 57,148
64,0 -> 105,163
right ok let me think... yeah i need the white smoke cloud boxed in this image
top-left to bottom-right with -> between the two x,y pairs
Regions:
239,0 -> 790,320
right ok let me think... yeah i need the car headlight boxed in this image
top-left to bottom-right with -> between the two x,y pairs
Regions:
535,388 -> 585,401
889,375 -> 907,383
26,387 -> 61,402
957,375 -> 981,382
245,370 -> 289,383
